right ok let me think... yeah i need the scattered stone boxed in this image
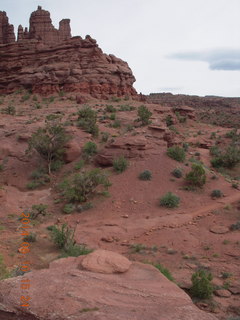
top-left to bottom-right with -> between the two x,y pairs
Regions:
214,289 -> 231,298
80,249 -> 132,274
210,226 -> 229,234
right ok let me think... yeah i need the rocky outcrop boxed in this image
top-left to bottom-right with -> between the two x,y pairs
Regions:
96,136 -> 148,165
0,7 -> 137,97
0,250 -> 217,320
0,11 -> 15,44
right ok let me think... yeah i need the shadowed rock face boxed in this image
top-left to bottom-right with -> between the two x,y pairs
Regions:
0,250 -> 217,320
0,7 -> 137,97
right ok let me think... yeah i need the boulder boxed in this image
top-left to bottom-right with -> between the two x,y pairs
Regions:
0,250 -> 218,320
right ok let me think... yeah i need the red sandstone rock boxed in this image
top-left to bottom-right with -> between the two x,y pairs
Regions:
96,136 -> 148,165
80,249 -> 132,273
0,7 -> 137,98
0,11 -> 15,44
0,251 -> 218,320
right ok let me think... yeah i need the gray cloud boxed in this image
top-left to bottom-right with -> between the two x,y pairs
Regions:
168,49 -> 240,71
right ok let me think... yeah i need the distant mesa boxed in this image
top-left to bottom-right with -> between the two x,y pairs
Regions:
0,6 -> 137,97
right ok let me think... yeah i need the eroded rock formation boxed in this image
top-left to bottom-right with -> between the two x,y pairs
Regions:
0,7 -> 137,97
0,250 -> 217,320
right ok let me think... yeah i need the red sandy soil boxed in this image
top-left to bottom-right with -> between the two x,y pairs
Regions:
0,91 -> 239,319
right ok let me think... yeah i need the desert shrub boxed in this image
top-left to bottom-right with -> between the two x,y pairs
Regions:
118,105 -> 135,111
182,142 -> 189,152
113,156 -> 128,173
83,141 -> 98,158
190,269 -> 213,299
101,132 -> 110,142
112,119 -> 121,128
154,263 -> 174,281
232,183 -> 239,189
1,105 -> 16,115
137,105 -> 152,126
30,204 -> 48,219
50,223 -> 75,249
211,189 -> 223,198
63,203 -> 75,214
60,169 -> 110,203
211,145 -> 240,169
74,159 -> 85,170
50,160 -> 64,172
26,167 -> 50,189
139,170 -> 152,181
23,232 -> 37,242
165,115 -> 174,127
130,243 -> 146,253
0,254 -> 9,280
159,192 -> 180,208
109,113 -> 116,121
225,128 -> 237,139
27,121 -> 70,174
77,106 -> 99,136
21,93 -> 31,102
171,168 -> 183,178
209,145 -> 219,156
60,243 -> 92,257
50,224 -> 92,257
230,221 -> 240,231
105,105 -> 116,113
175,111 -> 187,123
167,146 -> 186,162
76,202 -> 94,213
210,132 -> 217,139
185,163 -> 206,187
45,114 -> 62,121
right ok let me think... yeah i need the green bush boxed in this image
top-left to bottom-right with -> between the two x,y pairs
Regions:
26,168 -> 50,189
113,156 -> 128,173
230,221 -> 240,231
137,105 -> 152,126
60,243 -> 92,257
1,105 -> 16,115
171,168 -> 183,178
83,141 -> 98,157
109,113 -> 116,121
77,106 -> 99,137
211,189 -> 223,198
185,163 -> 206,187
190,270 -> 213,299
76,202 -> 94,213
211,145 -> 240,169
50,224 -> 92,257
165,115 -> 174,127
154,263 -> 174,281
159,192 -> 180,208
74,159 -> 85,170
30,204 -> 48,219
105,105 -> 116,113
63,203 -> 75,214
139,170 -> 152,181
60,169 -> 110,203
50,223 -> 75,249
27,122 -> 70,174
167,146 -> 186,162
0,254 -> 9,280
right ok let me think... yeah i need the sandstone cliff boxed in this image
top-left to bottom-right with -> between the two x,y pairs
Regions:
0,6 -> 137,97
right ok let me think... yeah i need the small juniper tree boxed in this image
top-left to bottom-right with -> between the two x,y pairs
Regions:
27,121 -> 70,174
137,105 -> 152,126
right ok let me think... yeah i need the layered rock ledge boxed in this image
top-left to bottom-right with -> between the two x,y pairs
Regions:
0,6 -> 137,97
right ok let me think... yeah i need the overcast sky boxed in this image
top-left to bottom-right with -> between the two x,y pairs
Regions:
1,0 -> 240,97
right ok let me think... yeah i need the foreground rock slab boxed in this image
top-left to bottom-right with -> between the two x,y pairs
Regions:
0,250 -> 217,320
